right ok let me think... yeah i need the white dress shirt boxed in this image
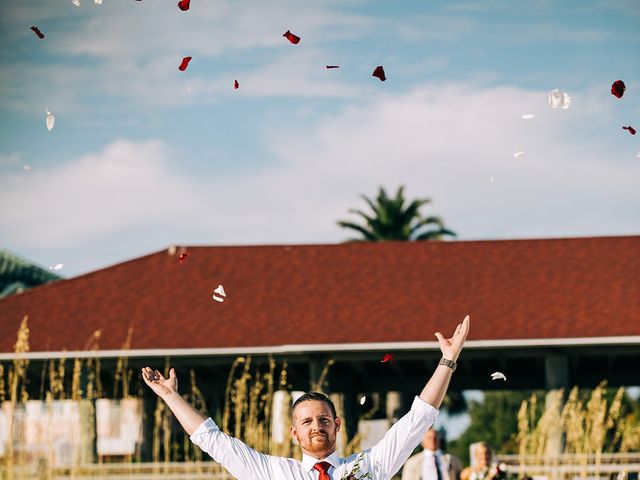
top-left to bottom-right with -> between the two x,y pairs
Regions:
421,449 -> 444,480
190,396 -> 438,479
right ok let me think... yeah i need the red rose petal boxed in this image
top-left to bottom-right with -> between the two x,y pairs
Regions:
283,30 -> 300,45
178,56 -> 192,71
31,26 -> 45,39
372,65 -> 386,82
234,80 -> 239,89
611,80 -> 626,99
623,126 -> 636,135
177,0 -> 190,10
381,353 -> 394,363
326,65 -> 340,69
179,252 -> 190,264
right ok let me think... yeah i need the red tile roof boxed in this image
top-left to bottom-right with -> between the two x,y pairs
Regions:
0,236 -> 638,354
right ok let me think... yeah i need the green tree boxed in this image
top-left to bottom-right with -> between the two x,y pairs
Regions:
337,186 -> 456,241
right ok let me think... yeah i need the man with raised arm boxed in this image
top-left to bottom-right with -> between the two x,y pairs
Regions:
142,315 -> 470,480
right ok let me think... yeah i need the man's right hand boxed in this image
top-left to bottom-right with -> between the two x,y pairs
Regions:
434,314 -> 470,362
142,367 -> 178,398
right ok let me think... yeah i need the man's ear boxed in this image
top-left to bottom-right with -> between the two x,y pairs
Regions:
334,417 -> 341,433
289,425 -> 297,438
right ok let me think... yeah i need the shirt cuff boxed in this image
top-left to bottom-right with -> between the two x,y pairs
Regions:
411,396 -> 439,420
189,417 -> 218,443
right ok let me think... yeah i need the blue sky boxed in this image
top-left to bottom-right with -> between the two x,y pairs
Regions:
0,0 -> 639,277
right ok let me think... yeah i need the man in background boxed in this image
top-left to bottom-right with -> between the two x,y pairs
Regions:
401,428 -> 463,480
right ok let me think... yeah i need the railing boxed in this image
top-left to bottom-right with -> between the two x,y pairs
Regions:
495,453 -> 640,480
0,462 -> 235,480
2,456 -> 640,480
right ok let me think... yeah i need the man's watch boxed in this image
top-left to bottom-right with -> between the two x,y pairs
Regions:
439,357 -> 457,371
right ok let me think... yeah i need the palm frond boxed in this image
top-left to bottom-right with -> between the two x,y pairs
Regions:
336,221 -> 379,241
413,227 -> 457,241
359,194 -> 381,220
401,198 -> 432,226
348,208 -> 385,234
409,215 -> 445,235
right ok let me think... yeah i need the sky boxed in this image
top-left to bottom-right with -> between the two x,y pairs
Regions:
0,0 -> 639,277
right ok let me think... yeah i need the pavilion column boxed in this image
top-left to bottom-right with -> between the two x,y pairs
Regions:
342,391 -> 360,447
544,353 -> 569,391
329,393 -> 348,456
140,393 -> 157,462
544,354 -> 570,462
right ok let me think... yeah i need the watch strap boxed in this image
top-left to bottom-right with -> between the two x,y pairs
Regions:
439,357 -> 457,371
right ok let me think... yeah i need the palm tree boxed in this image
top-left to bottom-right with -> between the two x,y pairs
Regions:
337,186 -> 456,241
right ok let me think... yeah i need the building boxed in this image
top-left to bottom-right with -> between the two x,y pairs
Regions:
0,236 -> 638,461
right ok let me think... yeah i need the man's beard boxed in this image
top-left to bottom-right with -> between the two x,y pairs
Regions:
303,432 -> 334,455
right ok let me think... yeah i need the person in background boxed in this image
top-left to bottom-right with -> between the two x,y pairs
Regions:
460,442 -> 505,480
401,428 -> 463,480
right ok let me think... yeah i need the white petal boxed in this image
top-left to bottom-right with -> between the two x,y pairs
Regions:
490,372 -> 507,381
212,295 -> 225,303
359,395 -> 366,405
549,88 -> 571,109
46,113 -> 55,131
213,284 -> 226,297
522,114 -> 535,120
513,151 -> 526,159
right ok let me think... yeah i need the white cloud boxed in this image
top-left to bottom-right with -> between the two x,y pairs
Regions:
1,83 -> 638,276
45,0 -> 373,60
0,1 -> 375,113
0,140 -> 197,247
0,152 -> 24,168
259,83 -> 640,241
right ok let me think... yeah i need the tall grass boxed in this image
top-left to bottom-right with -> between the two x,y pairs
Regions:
517,382 -> 640,479
222,356 -> 294,456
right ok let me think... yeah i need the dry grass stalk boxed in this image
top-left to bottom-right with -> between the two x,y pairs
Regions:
113,327 -> 134,399
0,364 -> 5,403
71,358 -> 83,401
48,357 -> 67,400
181,370 -> 207,464
3,316 -> 30,480
311,358 -> 335,393
222,357 -> 246,434
517,399 -> 530,479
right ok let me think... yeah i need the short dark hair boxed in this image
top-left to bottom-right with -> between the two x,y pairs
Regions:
291,391 -> 337,421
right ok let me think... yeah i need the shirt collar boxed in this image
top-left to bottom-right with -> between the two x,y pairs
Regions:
423,449 -> 443,457
302,451 -> 341,472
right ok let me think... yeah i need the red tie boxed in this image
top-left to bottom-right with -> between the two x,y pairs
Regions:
313,461 -> 331,480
